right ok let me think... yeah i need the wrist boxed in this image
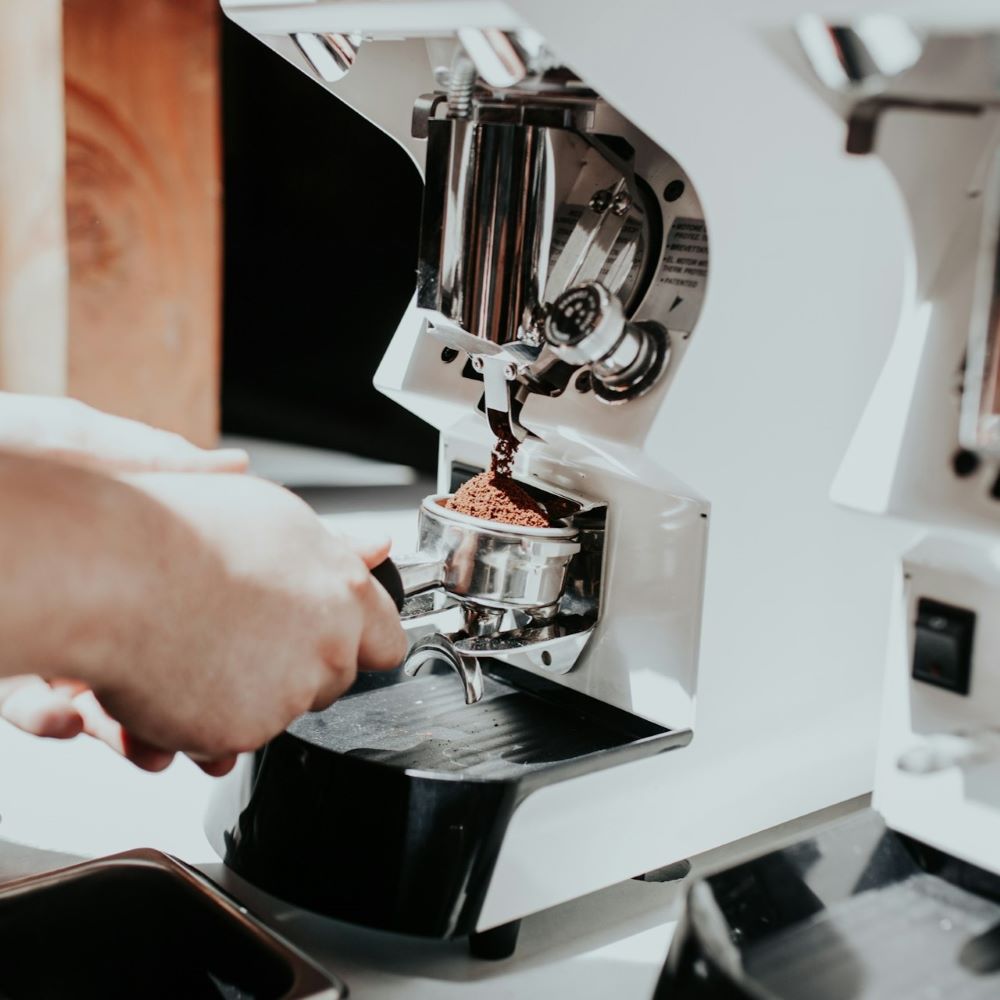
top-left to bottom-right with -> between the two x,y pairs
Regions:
0,454 -> 163,689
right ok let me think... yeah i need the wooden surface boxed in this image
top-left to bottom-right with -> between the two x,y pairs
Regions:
0,0 -> 69,395
64,0 -> 222,446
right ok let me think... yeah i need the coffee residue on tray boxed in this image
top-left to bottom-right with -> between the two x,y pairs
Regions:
447,471 -> 550,528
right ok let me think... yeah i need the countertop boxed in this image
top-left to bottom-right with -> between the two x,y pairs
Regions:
0,721 -> 859,1000
0,719 -> 858,1000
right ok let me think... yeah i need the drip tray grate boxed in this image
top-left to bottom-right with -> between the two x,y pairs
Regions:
289,672 -> 650,779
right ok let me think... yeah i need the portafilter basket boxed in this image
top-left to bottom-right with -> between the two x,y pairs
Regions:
396,494 -> 580,611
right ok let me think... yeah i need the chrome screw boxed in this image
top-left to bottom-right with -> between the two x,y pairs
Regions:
612,191 -> 632,217
589,189 -> 613,213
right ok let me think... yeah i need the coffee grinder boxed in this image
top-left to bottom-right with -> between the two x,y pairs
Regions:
209,0 -> 900,959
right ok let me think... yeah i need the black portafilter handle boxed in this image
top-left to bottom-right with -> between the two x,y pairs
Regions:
370,557 -> 405,612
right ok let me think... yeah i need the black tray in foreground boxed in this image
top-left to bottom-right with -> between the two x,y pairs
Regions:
659,808 -> 1000,999
209,661 -> 690,946
0,848 -> 342,999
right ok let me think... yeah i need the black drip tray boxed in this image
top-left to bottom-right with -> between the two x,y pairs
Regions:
0,850 -> 341,1000
289,668 -> 662,779
213,662 -> 691,938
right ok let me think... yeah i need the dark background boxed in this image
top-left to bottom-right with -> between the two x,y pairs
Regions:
220,20 -> 437,472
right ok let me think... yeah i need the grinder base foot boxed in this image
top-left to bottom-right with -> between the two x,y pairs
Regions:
469,919 -> 521,960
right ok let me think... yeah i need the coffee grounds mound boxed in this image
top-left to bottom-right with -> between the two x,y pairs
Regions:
447,472 -> 550,528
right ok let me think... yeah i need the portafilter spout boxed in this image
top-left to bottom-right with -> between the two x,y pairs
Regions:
371,555 -> 485,703
403,634 -> 485,705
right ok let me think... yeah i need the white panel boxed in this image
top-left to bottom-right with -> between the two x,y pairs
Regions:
472,0 -> 914,921
877,538 -> 1000,876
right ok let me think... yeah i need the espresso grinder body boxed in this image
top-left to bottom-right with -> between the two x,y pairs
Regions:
208,2 -> 902,956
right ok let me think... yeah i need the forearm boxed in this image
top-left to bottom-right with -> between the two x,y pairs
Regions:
0,450 -> 175,684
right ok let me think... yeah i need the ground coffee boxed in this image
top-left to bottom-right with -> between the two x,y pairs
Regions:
447,472 -> 550,528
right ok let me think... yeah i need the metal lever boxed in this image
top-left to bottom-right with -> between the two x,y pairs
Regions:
473,354 -> 528,447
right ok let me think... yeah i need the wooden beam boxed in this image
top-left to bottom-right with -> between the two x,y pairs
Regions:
64,0 -> 222,446
0,0 -> 68,394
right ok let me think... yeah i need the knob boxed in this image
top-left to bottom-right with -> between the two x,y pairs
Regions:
545,282 -> 625,367
544,282 -> 671,402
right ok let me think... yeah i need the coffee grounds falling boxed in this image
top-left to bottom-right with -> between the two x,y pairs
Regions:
492,435 -> 517,477
447,472 -> 550,528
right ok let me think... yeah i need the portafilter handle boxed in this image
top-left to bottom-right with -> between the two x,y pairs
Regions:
370,556 -> 445,611
370,558 -> 406,611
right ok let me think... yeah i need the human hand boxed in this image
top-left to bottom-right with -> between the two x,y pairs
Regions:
0,392 -> 248,474
0,453 -> 405,771
0,675 -> 231,773
79,472 -> 407,761
0,481 -> 403,774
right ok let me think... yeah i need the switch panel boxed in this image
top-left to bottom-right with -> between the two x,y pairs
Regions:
912,598 -> 976,696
